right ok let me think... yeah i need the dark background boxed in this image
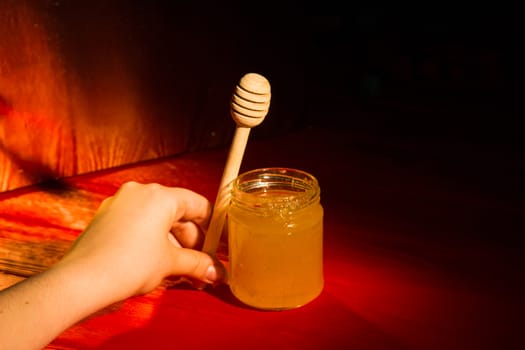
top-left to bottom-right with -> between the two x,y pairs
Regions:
53,1 -> 522,145
93,1 -> 522,205
2,1 -> 522,201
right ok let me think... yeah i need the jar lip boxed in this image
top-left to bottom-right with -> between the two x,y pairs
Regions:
236,167 -> 319,183
231,167 -> 320,212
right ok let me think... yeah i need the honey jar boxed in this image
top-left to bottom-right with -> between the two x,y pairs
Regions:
227,168 -> 324,310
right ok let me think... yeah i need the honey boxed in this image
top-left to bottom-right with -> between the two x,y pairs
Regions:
228,168 -> 323,310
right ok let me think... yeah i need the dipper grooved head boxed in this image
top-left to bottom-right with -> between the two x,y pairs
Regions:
230,73 -> 271,128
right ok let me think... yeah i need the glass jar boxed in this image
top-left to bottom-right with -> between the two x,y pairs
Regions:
227,168 -> 324,310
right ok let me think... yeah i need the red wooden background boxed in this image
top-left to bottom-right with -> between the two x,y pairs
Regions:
0,0 -> 308,192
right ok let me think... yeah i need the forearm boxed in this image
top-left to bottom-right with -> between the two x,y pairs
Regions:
0,183 -> 223,349
0,258 -> 122,350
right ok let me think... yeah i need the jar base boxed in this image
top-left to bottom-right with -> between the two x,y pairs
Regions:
230,283 -> 324,311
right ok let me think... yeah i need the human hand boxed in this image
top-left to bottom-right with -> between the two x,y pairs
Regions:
60,181 -> 226,300
0,182 -> 225,349
0,182 -> 226,349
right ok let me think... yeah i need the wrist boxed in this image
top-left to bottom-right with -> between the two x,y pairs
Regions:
0,257 -> 126,350
54,254 -> 131,311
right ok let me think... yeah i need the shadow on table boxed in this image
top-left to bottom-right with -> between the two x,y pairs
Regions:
94,285 -> 409,350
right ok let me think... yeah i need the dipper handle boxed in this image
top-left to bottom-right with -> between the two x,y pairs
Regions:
202,73 -> 271,257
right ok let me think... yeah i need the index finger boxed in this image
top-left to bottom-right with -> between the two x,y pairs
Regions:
166,187 -> 212,230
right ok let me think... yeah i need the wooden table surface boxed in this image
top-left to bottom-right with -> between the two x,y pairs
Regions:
1,128 -> 523,349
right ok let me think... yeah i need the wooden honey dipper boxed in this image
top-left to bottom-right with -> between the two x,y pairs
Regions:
202,73 -> 271,257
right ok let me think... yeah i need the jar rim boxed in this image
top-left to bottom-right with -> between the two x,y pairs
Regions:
231,167 -> 320,212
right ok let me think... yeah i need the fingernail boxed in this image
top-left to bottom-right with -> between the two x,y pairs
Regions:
206,265 -> 218,283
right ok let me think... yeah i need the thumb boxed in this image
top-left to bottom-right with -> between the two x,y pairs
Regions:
171,247 -> 225,284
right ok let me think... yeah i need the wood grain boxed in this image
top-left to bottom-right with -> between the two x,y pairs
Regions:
0,147 -> 227,290
0,2 -> 228,192
0,237 -> 70,277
